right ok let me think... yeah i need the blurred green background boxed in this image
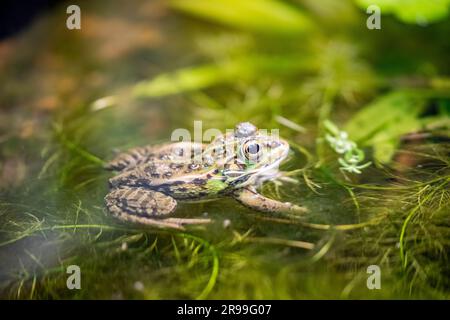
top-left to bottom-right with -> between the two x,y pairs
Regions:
0,0 -> 449,299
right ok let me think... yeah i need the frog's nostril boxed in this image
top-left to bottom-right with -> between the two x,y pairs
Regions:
270,141 -> 281,148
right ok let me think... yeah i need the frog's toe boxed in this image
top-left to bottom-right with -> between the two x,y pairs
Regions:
105,203 -> 185,229
286,203 -> 309,214
235,187 -> 308,214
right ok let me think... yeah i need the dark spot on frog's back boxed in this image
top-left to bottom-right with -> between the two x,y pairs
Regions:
170,163 -> 183,170
163,172 -> 173,178
175,148 -> 184,156
158,181 -> 184,193
156,184 -> 171,194
193,178 -> 206,185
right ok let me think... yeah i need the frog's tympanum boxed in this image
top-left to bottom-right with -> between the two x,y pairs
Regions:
105,122 -> 307,229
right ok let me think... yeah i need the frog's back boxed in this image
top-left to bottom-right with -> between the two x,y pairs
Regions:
108,154 -> 226,200
105,142 -> 205,172
141,159 -> 226,199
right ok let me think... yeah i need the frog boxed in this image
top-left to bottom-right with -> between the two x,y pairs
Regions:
104,122 -> 307,229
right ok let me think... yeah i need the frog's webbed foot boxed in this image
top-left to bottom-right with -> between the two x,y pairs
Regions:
105,187 -> 211,230
234,186 -> 308,214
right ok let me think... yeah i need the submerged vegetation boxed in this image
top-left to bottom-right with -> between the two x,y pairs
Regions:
0,0 -> 449,299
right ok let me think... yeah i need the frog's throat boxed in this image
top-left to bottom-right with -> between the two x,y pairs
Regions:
228,154 -> 287,188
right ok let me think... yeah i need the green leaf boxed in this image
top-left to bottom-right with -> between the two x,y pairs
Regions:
170,0 -> 313,34
133,63 -> 232,98
355,0 -> 450,24
344,91 -> 427,163
132,55 -> 316,98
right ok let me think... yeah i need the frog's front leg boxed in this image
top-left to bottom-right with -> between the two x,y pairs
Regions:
105,187 -> 211,229
234,186 -> 308,214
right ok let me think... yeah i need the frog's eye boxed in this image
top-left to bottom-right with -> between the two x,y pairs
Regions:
242,140 -> 263,161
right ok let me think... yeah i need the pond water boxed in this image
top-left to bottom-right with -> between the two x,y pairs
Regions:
0,0 -> 449,299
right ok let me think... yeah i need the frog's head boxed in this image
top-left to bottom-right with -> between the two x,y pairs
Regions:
204,122 -> 290,188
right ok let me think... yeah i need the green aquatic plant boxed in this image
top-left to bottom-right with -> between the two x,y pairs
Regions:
132,55 -> 316,99
338,149 -> 372,174
355,0 -> 450,24
170,0 -> 313,34
334,149 -> 450,298
324,120 -> 372,175
344,90 -> 450,163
